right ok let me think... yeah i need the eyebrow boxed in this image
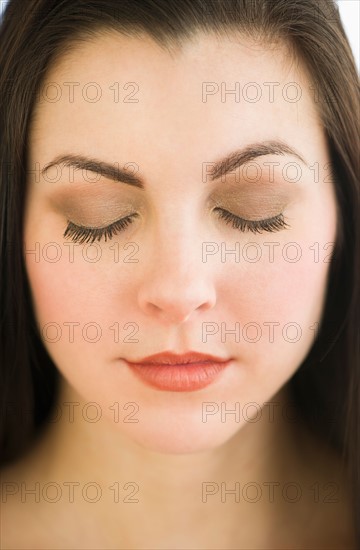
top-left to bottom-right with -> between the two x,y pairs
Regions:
210,140 -> 308,181
41,140 -> 307,189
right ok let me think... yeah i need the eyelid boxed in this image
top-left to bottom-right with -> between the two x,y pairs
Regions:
47,189 -> 144,226
214,207 -> 289,234
62,202 -> 289,245
209,191 -> 289,219
63,214 -> 138,244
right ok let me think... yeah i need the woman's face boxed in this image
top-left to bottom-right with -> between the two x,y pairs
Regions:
24,31 -> 337,453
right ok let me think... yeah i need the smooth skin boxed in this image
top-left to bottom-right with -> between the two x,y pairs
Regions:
1,31 -> 356,548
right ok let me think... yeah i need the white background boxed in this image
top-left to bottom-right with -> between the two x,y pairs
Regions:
0,0 -> 359,70
337,0 -> 360,70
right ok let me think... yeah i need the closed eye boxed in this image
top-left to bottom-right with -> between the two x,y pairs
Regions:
63,214 -> 139,244
63,207 -> 289,244
214,207 -> 289,233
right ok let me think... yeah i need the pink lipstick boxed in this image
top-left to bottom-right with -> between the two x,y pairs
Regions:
123,351 -> 232,392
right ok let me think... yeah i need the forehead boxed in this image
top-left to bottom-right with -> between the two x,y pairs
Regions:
29,30 -> 325,170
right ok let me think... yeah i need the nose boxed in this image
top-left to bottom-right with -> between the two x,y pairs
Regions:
137,234 -> 216,325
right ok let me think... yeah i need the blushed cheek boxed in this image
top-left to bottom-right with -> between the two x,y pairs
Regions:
217,205 -> 336,381
224,254 -> 328,331
254,193 -> 336,359
23,230 -> 147,378
25,253 -> 86,326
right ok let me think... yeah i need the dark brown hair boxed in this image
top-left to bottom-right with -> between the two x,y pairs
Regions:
0,0 -> 359,540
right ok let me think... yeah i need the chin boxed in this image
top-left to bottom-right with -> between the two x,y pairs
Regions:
118,417 -> 241,455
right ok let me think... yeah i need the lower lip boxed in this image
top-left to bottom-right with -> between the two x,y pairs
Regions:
124,360 -> 231,392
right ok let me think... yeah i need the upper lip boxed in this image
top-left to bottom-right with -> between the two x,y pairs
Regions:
123,351 -> 232,365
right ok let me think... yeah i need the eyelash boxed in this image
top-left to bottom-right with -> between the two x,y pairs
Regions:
63,215 -> 139,244
213,208 -> 289,234
63,209 -> 289,244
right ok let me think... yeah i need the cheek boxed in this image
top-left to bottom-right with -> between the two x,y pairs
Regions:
24,251 -> 143,431
223,182 -> 336,354
218,251 -> 329,358
24,248 -> 135,347
218,217 -> 336,399
22,182 -> 338,453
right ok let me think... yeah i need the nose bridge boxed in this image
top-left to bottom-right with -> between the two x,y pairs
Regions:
154,195 -> 213,280
155,210 -> 200,267
137,207 -> 216,324
147,190 -> 200,255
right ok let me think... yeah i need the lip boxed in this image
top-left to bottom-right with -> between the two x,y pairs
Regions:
122,351 -> 232,392
125,351 -> 231,365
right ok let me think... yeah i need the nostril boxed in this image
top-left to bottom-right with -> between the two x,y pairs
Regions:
148,303 -> 162,314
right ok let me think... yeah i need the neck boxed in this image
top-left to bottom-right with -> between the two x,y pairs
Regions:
23,378 -> 311,547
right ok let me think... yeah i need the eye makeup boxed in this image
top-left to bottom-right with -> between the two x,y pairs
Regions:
44,166 -> 300,244
46,183 -> 143,227
213,209 -> 289,234
206,178 -> 299,237
209,179 -> 295,219
62,208 -> 289,245
63,215 -> 139,244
